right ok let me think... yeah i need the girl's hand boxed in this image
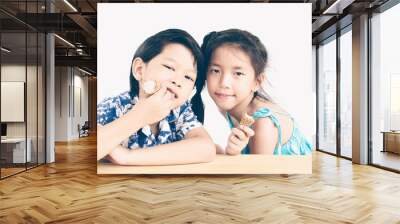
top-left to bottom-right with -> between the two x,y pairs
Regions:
134,82 -> 175,125
226,125 -> 255,155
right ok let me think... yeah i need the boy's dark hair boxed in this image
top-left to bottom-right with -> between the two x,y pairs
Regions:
129,29 -> 205,123
201,28 -> 268,77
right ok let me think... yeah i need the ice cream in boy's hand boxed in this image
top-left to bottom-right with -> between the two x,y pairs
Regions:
142,80 -> 160,94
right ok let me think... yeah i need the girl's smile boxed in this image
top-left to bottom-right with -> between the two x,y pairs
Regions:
214,92 -> 236,101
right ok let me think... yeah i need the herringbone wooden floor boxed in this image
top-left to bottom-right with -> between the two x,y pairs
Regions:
1,135 -> 400,223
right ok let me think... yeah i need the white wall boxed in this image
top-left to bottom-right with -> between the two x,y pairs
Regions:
55,67 -> 89,141
55,66 -> 69,141
72,73 -> 89,138
1,65 -> 26,140
1,65 -> 37,138
1,63 -> 45,163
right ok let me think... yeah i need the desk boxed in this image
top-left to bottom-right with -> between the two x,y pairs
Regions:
97,155 -> 312,174
1,138 -> 31,163
382,131 -> 400,154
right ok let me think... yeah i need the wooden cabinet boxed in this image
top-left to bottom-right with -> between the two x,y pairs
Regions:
382,131 -> 400,154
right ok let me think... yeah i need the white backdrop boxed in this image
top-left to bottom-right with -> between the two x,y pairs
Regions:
98,3 -> 314,148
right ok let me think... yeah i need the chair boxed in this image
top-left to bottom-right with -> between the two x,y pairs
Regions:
78,121 -> 90,138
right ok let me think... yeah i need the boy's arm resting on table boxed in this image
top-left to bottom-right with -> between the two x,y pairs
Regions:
249,118 -> 278,155
97,106 -> 145,161
108,127 -> 216,166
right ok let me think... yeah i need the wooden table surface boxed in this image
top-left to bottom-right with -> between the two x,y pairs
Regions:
97,155 -> 312,174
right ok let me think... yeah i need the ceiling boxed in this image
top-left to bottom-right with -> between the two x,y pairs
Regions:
0,0 -> 391,75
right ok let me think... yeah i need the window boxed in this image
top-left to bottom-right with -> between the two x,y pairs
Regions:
370,2 -> 400,171
340,28 -> 352,158
318,36 -> 337,154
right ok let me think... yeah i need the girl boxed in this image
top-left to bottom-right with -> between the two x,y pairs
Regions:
201,29 -> 312,155
97,29 -> 215,165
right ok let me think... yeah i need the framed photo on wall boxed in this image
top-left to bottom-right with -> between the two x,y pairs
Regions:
97,3 -> 313,174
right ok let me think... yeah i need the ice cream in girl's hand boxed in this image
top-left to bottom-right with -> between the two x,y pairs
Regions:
240,113 -> 255,126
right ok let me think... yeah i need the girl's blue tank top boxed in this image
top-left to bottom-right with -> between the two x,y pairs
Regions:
226,108 -> 312,155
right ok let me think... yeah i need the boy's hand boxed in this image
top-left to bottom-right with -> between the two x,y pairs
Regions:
134,82 -> 175,125
225,125 -> 255,155
108,147 -> 129,165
